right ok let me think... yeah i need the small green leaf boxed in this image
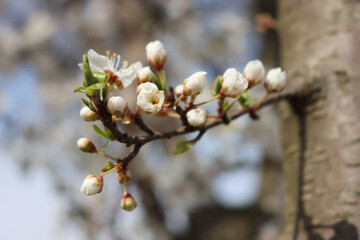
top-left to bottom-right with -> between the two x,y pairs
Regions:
210,75 -> 222,96
93,72 -> 110,83
173,140 -> 193,155
102,84 -> 109,99
74,86 -> 87,94
101,160 -> 115,172
101,140 -> 112,150
151,72 -> 162,90
93,125 -> 112,140
81,98 -> 95,111
104,128 -> 115,141
160,71 -> 167,91
222,100 -> 229,110
86,83 -> 103,96
244,97 -> 257,106
82,55 -> 98,86
238,90 -> 256,106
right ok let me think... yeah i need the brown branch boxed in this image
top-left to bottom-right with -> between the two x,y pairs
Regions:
133,116 -> 156,135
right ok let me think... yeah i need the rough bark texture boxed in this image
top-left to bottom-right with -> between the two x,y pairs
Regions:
277,0 -> 360,239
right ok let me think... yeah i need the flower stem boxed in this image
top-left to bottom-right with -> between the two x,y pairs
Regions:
195,94 -> 221,107
166,112 -> 181,118
96,151 -> 118,161
253,92 -> 269,111
224,93 -> 244,111
100,166 -> 118,177
173,95 -> 185,109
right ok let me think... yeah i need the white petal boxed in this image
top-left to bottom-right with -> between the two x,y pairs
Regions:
87,49 -> 110,72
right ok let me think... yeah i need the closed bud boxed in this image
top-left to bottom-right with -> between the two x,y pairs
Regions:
121,193 -> 137,211
174,84 -> 184,98
80,174 -> 103,196
265,68 -> 286,93
183,71 -> 207,96
186,108 -> 207,127
243,60 -> 265,87
221,68 -> 248,97
117,170 -> 132,184
146,40 -> 167,71
107,96 -> 127,116
77,138 -> 96,153
136,66 -> 153,85
80,106 -> 98,121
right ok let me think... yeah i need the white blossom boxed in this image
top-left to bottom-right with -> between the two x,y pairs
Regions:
265,68 -> 286,92
107,96 -> 127,115
146,40 -> 167,70
136,66 -> 153,84
244,60 -> 265,87
79,49 -> 142,89
186,108 -> 207,127
79,106 -> 98,121
77,137 -> 96,153
175,84 -> 184,97
183,71 -> 207,96
80,175 -> 103,196
221,68 -> 248,97
137,82 -> 165,113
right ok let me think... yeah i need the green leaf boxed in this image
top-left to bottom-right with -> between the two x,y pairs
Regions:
82,55 -> 98,86
86,83 -> 103,96
173,140 -> 193,155
81,98 -> 95,111
211,75 -> 222,96
74,86 -> 87,94
102,84 -> 109,99
93,125 -> 112,140
104,128 -> 115,141
238,90 -> 256,106
160,71 -> 167,91
93,72 -> 110,83
101,160 -> 115,172
101,140 -> 112,150
222,100 -> 229,110
151,72 -> 162,90
244,97 -> 257,106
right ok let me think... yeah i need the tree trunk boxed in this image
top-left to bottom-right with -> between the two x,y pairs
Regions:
277,0 -> 360,239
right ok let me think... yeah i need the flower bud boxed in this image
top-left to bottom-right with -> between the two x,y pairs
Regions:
77,138 -> 96,153
159,107 -> 169,116
136,66 -> 153,85
117,170 -> 132,184
174,84 -> 184,98
243,60 -> 265,87
265,67 -> 286,93
146,40 -> 167,71
183,71 -> 207,96
107,96 -> 127,116
80,174 -> 103,196
220,68 -> 248,97
137,83 -> 165,113
186,108 -> 207,127
121,193 -> 137,211
80,106 -> 98,121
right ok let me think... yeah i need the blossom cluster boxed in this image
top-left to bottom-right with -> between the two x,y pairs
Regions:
74,40 -> 286,211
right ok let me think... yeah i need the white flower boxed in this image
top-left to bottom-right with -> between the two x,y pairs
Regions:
136,66 -> 153,84
221,68 -> 248,97
183,71 -> 207,96
137,82 -> 165,113
107,96 -> 127,115
146,40 -> 167,70
244,60 -> 265,87
77,137 -> 96,153
80,175 -> 103,196
174,84 -> 184,97
79,106 -> 98,121
265,68 -> 286,92
79,49 -> 142,89
186,108 -> 207,127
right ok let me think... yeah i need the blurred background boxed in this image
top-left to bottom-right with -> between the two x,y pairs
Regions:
0,0 -> 285,239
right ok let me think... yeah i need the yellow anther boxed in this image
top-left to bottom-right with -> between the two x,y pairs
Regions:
123,60 -> 129,66
130,64 -> 134,67
113,53 -> 117,57
117,54 -> 121,59
106,50 -> 110,55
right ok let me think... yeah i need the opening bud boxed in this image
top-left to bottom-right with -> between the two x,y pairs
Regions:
186,108 -> 208,127
77,138 -> 96,153
221,68 -> 248,97
136,66 -> 153,85
146,40 -> 167,71
107,96 -> 127,117
174,84 -> 184,98
243,60 -> 265,88
117,169 -> 132,184
183,71 -> 207,96
264,67 -> 286,93
80,174 -> 103,196
80,106 -> 98,121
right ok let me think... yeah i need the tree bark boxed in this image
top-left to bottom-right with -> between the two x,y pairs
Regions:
277,0 -> 360,239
